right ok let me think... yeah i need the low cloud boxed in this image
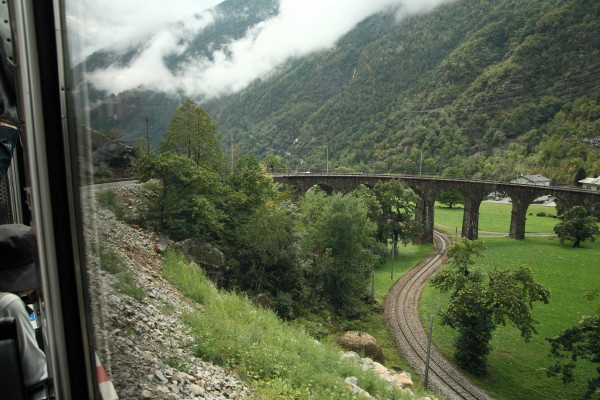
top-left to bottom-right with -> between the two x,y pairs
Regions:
67,0 -> 221,63
83,0 -> 449,99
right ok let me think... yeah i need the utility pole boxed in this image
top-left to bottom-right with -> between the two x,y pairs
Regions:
326,145 -> 329,174
371,270 -> 375,299
419,149 -> 423,176
424,315 -> 434,388
145,117 -> 150,154
390,239 -> 397,280
230,131 -> 234,171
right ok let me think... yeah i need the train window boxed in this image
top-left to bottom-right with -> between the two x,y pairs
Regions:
4,0 -> 598,399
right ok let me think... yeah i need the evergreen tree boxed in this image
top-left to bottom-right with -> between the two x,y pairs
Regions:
160,98 -> 225,172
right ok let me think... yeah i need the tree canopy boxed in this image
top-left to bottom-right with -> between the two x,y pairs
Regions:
299,188 -> 377,315
134,152 -> 225,241
438,188 -> 464,209
554,206 -> 600,248
160,98 -> 225,172
372,180 -> 422,246
432,238 -> 550,375
547,288 -> 600,400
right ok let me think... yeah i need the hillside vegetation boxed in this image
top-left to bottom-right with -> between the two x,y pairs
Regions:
205,0 -> 600,182
86,0 -> 600,183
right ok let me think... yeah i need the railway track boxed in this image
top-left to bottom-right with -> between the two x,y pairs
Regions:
384,231 -> 495,400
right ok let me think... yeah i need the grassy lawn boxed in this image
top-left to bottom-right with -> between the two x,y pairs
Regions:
420,236 -> 599,400
434,202 -> 559,233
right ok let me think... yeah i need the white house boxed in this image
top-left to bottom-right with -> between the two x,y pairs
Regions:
578,176 -> 600,191
511,174 -> 551,186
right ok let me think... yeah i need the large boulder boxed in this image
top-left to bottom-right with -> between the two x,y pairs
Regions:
338,331 -> 384,363
172,239 -> 228,286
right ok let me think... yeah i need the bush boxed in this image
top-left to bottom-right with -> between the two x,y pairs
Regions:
536,211 -> 547,217
274,292 -> 294,319
94,162 -> 114,179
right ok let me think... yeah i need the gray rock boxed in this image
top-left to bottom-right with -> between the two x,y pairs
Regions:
172,239 -> 228,286
156,370 -> 168,384
338,331 -> 385,363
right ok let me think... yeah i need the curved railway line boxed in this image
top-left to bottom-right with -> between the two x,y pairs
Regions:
384,231 -> 495,400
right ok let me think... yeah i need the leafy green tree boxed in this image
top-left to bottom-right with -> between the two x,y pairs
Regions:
262,154 -> 288,173
227,155 -> 279,219
349,184 -> 383,224
134,152 -> 225,241
438,188 -> 464,209
547,288 -> 600,400
432,238 -> 550,375
235,202 -> 304,297
160,98 -> 225,172
133,137 -> 150,157
373,180 -> 422,251
554,206 -> 600,248
299,189 -> 377,314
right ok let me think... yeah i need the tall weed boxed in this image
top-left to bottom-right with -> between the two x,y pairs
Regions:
96,243 -> 145,301
162,250 -> 417,399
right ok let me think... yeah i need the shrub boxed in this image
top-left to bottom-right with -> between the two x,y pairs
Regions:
274,292 -> 294,319
94,162 -> 114,179
162,250 -> 417,399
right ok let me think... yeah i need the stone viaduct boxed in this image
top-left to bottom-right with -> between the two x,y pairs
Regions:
271,173 -> 600,244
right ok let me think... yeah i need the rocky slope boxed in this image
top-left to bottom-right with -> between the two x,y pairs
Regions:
84,184 -> 443,400
86,192 -> 252,400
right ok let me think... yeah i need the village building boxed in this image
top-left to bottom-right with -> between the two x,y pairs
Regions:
578,176 -> 600,191
510,174 -> 551,186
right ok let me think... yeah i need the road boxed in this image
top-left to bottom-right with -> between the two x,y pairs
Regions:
384,231 -> 496,400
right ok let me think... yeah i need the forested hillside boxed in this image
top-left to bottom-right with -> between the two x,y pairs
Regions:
205,0 -> 600,183
87,0 -> 600,183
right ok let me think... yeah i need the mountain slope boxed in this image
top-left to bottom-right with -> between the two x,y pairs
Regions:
85,0 -> 279,145
86,0 -> 600,183
205,0 -> 600,182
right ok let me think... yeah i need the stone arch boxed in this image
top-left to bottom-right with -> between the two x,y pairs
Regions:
432,187 -> 466,240
307,183 -> 333,195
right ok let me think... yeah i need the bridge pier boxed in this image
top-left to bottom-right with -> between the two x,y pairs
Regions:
462,192 -> 486,240
507,192 -> 538,239
415,190 -> 437,244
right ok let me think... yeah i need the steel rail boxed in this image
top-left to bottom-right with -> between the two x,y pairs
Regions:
385,231 -> 495,400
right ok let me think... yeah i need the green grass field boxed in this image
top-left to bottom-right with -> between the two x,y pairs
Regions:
420,236 -> 599,400
434,202 -> 559,234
